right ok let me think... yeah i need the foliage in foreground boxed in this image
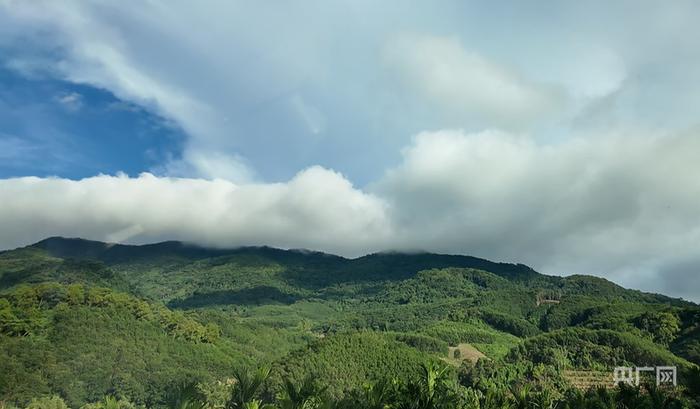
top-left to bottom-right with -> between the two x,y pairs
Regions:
4,363 -> 699,409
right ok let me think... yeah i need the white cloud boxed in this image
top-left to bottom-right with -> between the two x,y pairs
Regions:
0,167 -> 390,257
548,44 -> 626,99
1,1 -> 633,183
383,34 -> 567,128
55,92 -> 83,111
1,0 -> 250,179
291,95 -> 326,136
105,224 -> 144,243
163,150 -> 257,184
2,128 -> 700,301
375,128 -> 700,300
2,1 -> 700,302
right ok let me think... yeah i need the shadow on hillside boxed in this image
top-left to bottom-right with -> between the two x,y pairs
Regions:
168,286 -> 298,309
278,253 -> 541,289
0,269 -> 28,288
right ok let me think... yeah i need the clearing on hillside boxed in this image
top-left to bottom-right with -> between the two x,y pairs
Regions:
444,343 -> 487,366
563,370 -> 613,390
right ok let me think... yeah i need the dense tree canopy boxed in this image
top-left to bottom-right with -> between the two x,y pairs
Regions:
0,238 -> 698,407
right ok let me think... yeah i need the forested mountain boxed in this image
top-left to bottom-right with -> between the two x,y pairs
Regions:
1,237 -> 699,408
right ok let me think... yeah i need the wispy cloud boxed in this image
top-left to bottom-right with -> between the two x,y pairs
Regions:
55,91 -> 83,111
383,34 -> 567,128
6,1 -> 698,182
0,134 -> 38,161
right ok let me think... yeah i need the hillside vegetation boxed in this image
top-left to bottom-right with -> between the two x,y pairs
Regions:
0,237 -> 698,408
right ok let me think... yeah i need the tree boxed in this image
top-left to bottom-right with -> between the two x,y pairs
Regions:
242,401 -> 276,409
508,384 -> 535,409
477,388 -> 513,409
358,379 -> 396,409
66,284 -> 85,305
25,396 -> 68,409
165,383 -> 207,409
278,376 -> 328,409
227,367 -> 271,409
397,362 -> 459,409
79,396 -> 136,409
634,311 -> 680,346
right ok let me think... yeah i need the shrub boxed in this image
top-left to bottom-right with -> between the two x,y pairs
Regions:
25,396 -> 68,409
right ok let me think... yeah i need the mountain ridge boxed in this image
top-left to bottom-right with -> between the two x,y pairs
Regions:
21,236 -> 690,305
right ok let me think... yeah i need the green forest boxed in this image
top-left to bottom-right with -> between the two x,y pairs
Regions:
1,237 -> 699,408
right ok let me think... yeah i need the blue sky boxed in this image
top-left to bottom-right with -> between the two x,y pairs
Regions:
0,66 -> 186,179
1,0 -> 700,301
0,0 -> 647,183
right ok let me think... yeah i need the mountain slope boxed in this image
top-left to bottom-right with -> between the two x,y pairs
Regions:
0,282 -> 238,407
0,237 -> 697,407
6,237 -> 686,305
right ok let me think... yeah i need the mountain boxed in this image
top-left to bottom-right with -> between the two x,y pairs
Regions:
29,236 -> 541,282
1,237 -> 698,407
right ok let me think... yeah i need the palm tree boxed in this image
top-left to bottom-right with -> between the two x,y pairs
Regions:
586,386 -> 616,409
77,395 -> 137,409
360,379 -> 396,409
615,384 -> 644,409
242,400 -> 276,409
479,388 -> 514,409
100,396 -> 125,409
166,383 -> 208,409
532,387 -> 558,409
278,375 -> 328,409
227,367 -> 272,409
643,383 -> 686,409
397,362 -> 455,409
509,384 -> 535,409
559,389 -> 587,409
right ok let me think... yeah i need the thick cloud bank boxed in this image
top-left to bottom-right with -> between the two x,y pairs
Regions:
2,129 -> 700,301
0,167 -> 390,257
1,1 -> 700,305
378,129 -> 700,301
